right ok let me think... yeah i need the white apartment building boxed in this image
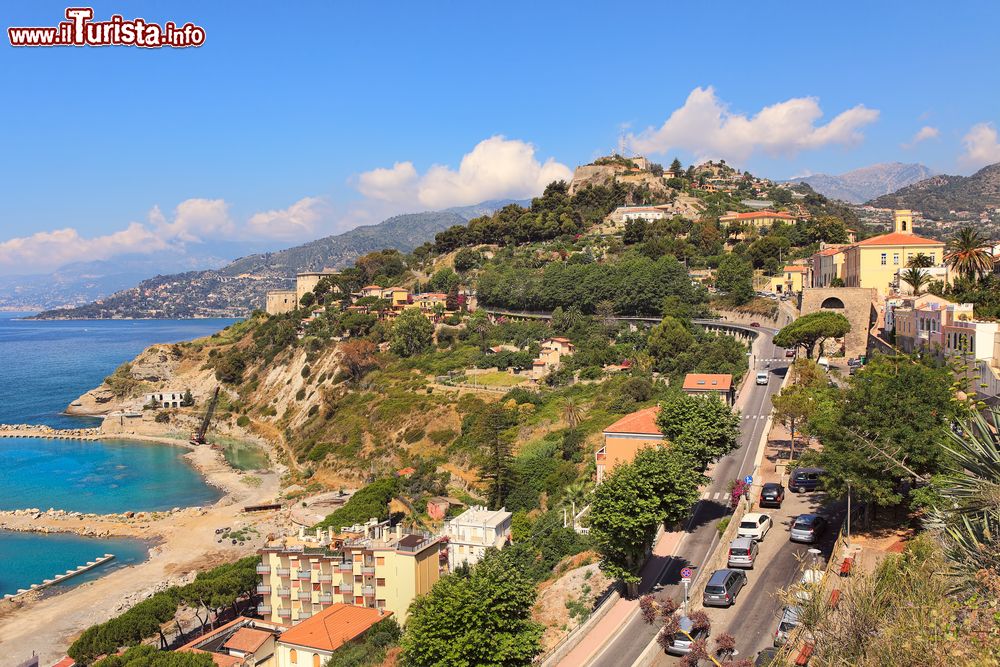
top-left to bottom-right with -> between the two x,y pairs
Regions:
144,391 -> 188,408
443,505 -> 512,570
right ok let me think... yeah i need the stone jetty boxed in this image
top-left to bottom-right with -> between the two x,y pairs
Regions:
0,423 -> 101,440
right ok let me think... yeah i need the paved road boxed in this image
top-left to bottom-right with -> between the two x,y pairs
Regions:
585,329 -> 789,667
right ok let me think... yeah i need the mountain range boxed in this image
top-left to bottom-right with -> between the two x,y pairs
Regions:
28,200 -> 526,319
786,162 -> 937,203
867,163 -> 1000,219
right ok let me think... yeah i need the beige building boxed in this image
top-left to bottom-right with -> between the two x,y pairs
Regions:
681,373 -> 735,406
257,520 -> 441,626
720,209 -> 797,230
266,290 -> 298,316
768,265 -> 809,295
596,406 -> 663,483
296,270 -> 341,305
842,211 -> 945,294
443,505 -> 512,570
811,245 -> 848,288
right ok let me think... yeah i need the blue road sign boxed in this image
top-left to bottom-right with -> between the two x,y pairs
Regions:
744,475 -> 753,485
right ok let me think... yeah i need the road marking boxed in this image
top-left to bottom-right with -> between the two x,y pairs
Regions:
701,491 -> 710,500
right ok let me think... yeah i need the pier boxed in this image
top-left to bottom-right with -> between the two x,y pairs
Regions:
0,424 -> 101,441
2,554 -> 116,601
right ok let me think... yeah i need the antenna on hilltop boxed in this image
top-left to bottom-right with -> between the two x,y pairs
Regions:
618,130 -> 628,157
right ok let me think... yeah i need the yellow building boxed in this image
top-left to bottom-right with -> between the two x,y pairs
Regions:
842,210 -> 945,294
596,406 -> 663,483
719,209 -> 797,229
768,265 -> 809,294
257,520 -> 441,626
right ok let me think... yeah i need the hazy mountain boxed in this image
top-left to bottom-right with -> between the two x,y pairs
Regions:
866,163 -> 1000,219
31,199 -> 527,319
787,162 -> 937,203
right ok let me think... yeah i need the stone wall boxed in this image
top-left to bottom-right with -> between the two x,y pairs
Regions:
799,287 -> 876,358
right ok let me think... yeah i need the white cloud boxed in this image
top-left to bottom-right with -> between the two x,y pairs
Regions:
0,223 -> 170,274
246,196 -> 329,241
629,86 -> 880,162
902,125 -> 940,149
356,136 -> 573,209
152,198 -> 234,242
959,123 -> 1000,171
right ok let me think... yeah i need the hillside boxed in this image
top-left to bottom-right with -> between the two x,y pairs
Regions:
868,162 -> 1000,219
787,162 -> 936,203
31,201 -> 524,319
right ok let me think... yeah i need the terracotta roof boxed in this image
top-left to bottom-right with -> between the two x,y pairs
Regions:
362,285 -> 382,290
51,659 -> 76,667
223,627 -> 272,653
603,406 -> 662,436
855,232 -> 942,247
783,266 -> 809,273
682,373 -> 733,391
817,247 -> 846,256
545,337 -> 573,344
278,603 -> 389,652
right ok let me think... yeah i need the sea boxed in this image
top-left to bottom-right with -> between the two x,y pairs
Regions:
0,313 -> 236,596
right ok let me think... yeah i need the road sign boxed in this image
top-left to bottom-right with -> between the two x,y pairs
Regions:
744,474 -> 753,485
680,567 -> 693,580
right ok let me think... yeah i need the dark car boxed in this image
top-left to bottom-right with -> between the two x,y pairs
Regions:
785,348 -> 796,358
759,482 -> 785,508
750,322 -> 761,328
790,513 -> 828,543
789,467 -> 825,493
755,647 -> 781,666
703,568 -> 747,607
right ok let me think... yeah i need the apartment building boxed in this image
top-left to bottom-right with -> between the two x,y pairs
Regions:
442,505 -> 512,570
596,406 -> 663,483
257,520 -> 441,625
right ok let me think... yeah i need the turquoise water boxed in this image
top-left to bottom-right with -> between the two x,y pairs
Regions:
0,530 -> 151,597
0,437 -> 222,513
0,313 -> 236,593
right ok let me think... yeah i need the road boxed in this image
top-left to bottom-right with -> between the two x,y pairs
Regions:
583,328 -> 789,667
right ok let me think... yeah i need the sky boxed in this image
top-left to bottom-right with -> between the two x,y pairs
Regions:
2,1 -> 1000,275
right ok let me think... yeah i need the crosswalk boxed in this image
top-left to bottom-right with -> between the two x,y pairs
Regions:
742,414 -> 767,419
700,491 -> 730,501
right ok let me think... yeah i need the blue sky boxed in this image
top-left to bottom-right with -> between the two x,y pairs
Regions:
2,1 -> 1000,274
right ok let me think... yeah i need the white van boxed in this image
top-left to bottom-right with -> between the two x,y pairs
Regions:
817,357 -> 830,372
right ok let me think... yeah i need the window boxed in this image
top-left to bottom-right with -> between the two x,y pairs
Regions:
893,253 -> 899,265
290,649 -> 298,664
313,655 -> 321,667
376,556 -> 385,566
377,578 -> 386,587
881,253 -> 887,265
355,596 -> 364,604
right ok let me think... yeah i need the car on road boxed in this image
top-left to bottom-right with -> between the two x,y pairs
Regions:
784,348 -> 796,358
754,647 -> 781,666
756,371 -> 769,385
759,482 -> 785,508
790,513 -> 828,543
773,605 -> 803,646
703,568 -> 748,607
789,467 -> 825,493
738,512 -> 773,541
750,322 -> 761,327
664,615 -> 710,655
727,537 -> 759,569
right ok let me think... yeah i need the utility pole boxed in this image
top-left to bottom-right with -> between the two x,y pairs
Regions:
846,480 -> 852,547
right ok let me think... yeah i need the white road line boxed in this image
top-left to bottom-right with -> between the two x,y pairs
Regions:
701,491 -> 711,500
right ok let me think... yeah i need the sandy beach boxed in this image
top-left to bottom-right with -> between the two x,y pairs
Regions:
0,439 -> 286,664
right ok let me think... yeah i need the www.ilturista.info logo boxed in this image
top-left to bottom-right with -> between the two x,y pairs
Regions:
8,7 -> 205,48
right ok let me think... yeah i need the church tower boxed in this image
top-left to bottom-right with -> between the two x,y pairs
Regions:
893,209 -> 914,234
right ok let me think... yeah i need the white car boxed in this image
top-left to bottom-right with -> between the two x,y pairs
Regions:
756,372 -> 769,385
737,512 -> 773,541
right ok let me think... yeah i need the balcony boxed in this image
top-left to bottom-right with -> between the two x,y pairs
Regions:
362,566 -> 376,576
255,564 -> 271,574
276,568 -> 291,577
298,591 -> 312,601
317,573 -> 333,583
319,593 -> 333,604
296,570 -> 312,580
257,604 -> 271,615
340,583 -> 354,593
298,612 -> 312,620
338,562 -> 353,572
362,585 -> 375,597
256,585 -> 271,595
277,608 -> 292,618
278,588 -> 291,598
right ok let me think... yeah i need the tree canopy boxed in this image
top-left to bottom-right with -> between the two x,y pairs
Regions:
656,393 -> 741,468
773,311 -> 851,358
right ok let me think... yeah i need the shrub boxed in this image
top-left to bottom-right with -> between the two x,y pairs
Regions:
154,411 -> 170,424
236,415 -> 250,427
403,427 -> 425,444
314,477 -> 401,530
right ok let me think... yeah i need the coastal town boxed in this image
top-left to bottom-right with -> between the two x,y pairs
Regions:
4,4 -> 1000,667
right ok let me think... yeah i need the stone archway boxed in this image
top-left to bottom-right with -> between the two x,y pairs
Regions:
820,296 -> 845,309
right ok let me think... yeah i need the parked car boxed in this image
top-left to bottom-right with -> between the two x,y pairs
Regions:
756,371 -> 769,385
703,568 -> 747,607
789,467 -> 825,493
790,513 -> 828,543
794,568 -> 825,602
784,348 -> 796,358
738,512 -> 773,541
773,605 -> 803,646
727,537 -> 759,569
754,647 -> 781,666
759,482 -> 785,508
664,615 -> 710,655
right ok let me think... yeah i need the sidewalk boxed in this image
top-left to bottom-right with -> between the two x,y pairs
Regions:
554,528 -> 684,667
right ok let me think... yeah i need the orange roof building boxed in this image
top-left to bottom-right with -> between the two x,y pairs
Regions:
276,604 -> 391,663
682,374 -> 735,405
596,406 -> 663,483
843,210 -> 946,294
719,210 -> 797,228
177,616 -> 286,667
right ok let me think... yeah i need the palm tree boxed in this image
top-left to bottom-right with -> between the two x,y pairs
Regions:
900,266 -> 929,296
562,397 -> 585,429
945,226 -> 994,281
907,252 -> 934,268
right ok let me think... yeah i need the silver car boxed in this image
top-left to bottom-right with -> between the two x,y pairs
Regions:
702,568 -> 747,607
773,605 -> 802,646
664,616 -> 709,655
727,537 -> 759,569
